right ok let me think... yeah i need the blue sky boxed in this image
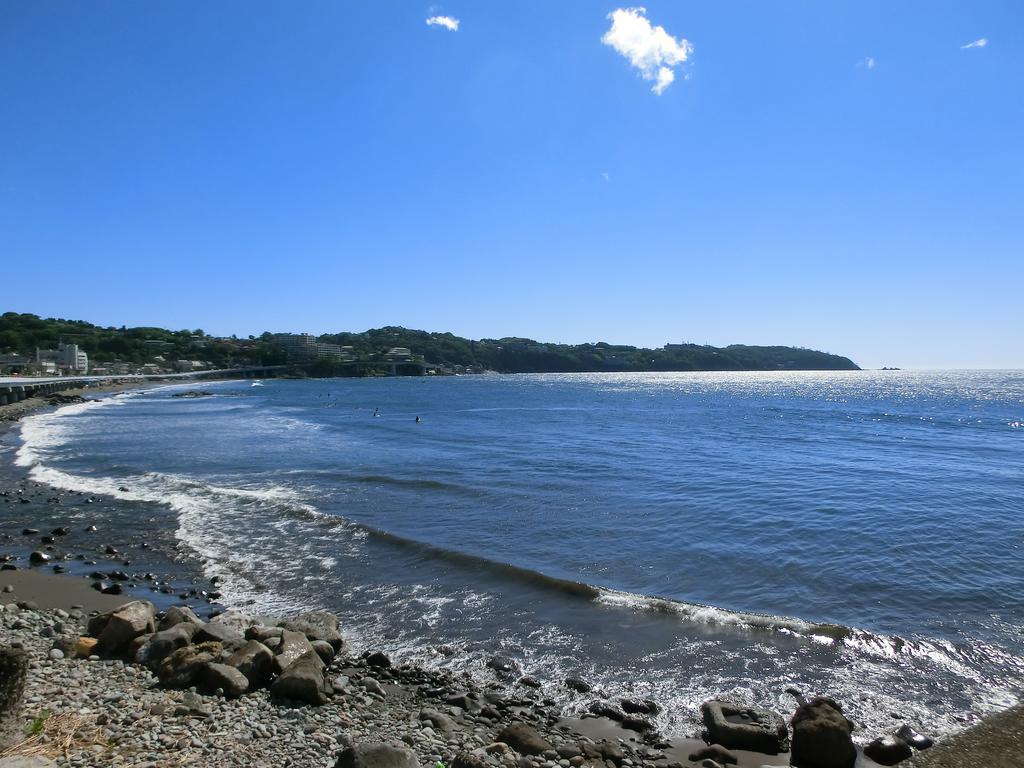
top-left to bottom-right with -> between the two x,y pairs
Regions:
1,2 -> 1020,368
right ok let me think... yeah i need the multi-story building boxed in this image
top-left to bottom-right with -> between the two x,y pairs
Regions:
35,343 -> 88,374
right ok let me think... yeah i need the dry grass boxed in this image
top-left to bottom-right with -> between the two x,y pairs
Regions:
0,710 -> 106,760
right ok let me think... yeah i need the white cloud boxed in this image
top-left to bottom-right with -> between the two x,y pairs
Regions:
426,15 -> 459,32
601,172 -> 610,182
601,7 -> 692,94
961,37 -> 988,49
857,56 -> 876,70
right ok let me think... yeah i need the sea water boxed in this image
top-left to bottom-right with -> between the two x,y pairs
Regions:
11,371 -> 1024,738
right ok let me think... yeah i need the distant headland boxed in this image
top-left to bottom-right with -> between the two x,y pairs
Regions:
0,312 -> 859,377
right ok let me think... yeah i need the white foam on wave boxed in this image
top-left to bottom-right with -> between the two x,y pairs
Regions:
15,395 -> 130,467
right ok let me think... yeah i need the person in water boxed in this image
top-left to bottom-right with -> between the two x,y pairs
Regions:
373,407 -> 380,417
415,415 -> 421,423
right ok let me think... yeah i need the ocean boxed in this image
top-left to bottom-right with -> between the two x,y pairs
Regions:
8,371 -> 1024,739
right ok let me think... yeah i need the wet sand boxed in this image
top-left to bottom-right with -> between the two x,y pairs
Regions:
0,567 -> 129,612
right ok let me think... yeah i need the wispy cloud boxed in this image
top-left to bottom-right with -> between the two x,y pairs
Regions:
961,37 -> 988,49
601,172 -> 610,183
601,7 -> 692,95
426,15 -> 459,32
857,56 -> 876,70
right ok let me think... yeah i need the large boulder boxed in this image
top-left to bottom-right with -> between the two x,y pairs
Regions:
134,626 -> 196,667
279,611 -> 344,651
206,610 -> 258,636
158,642 -> 223,688
495,722 -> 553,756
194,621 -> 245,647
790,697 -> 857,768
863,735 -> 912,766
200,662 -> 250,698
273,629 -> 320,675
701,700 -> 790,754
159,606 -> 203,631
270,651 -> 331,705
94,601 -> 157,656
225,640 -> 275,689
334,743 -> 419,768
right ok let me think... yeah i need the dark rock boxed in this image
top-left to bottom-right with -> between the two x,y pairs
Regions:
225,640 -> 274,688
496,722 -> 553,756
518,676 -> 541,688
200,662 -> 249,698
51,527 -> 71,536
688,745 -> 737,766
20,529 -> 38,536
40,536 -> 55,545
270,651 -> 331,705
366,651 -> 391,668
134,626 -> 195,667
0,565 -> 15,572
487,656 -> 519,675
100,583 -> 123,595
621,716 -> 654,733
28,551 -> 50,565
158,642 -> 223,688
279,610 -> 344,651
622,698 -> 659,715
701,700 -> 789,754
790,696 -> 856,768
864,735 -> 912,766
565,677 -> 592,693
446,692 -> 479,710
334,743 -> 419,768
588,701 -> 626,721
894,725 -> 933,751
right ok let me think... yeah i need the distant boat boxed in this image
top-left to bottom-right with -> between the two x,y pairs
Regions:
250,381 -> 265,387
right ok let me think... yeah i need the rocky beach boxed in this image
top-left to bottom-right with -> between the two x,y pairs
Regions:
0,385 -> 1016,768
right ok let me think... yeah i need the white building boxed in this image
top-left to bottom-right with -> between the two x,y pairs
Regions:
36,343 -> 88,374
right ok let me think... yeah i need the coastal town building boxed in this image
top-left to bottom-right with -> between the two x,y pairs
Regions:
35,343 -> 88,374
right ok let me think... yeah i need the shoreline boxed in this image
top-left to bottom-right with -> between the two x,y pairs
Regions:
0,384 -> 1009,767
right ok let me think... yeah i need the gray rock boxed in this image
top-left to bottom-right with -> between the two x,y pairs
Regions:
687,745 -> 737,766
94,601 -> 157,656
279,610 -> 344,651
245,624 -> 284,643
159,606 -> 203,631
790,697 -> 856,768
334,743 -> 419,768
200,662 -> 249,698
564,678 -> 592,693
0,758 -> 59,767
420,708 -> 455,733
496,722 -> 554,756
270,650 -> 330,705
311,639 -> 336,664
701,700 -> 789,754
194,620 -> 245,647
273,629 -> 320,675
361,676 -> 385,696
225,640 -> 274,688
